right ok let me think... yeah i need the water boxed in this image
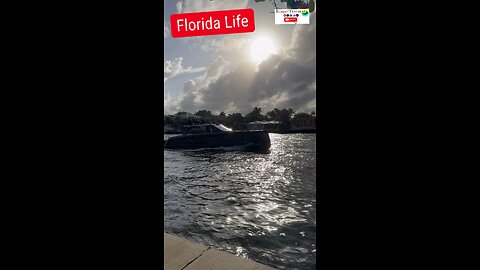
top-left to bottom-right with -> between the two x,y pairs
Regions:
164,133 -> 316,270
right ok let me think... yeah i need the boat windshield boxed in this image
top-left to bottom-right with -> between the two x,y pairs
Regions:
182,124 -> 233,134
214,124 -> 233,132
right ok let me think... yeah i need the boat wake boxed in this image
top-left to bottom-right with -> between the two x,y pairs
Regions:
189,143 -> 252,152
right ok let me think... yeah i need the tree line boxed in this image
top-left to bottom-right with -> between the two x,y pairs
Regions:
164,107 -> 316,130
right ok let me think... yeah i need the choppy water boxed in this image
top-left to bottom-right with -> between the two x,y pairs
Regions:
164,133 -> 316,270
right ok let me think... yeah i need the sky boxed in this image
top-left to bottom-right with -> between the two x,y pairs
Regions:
164,0 -> 316,115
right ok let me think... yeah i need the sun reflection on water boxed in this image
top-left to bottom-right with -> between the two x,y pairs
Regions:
164,133 -> 316,270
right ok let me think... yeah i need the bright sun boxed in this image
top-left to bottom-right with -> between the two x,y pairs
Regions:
250,37 -> 276,63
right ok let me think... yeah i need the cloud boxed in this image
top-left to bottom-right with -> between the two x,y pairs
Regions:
176,1 -> 183,13
170,16 -> 317,114
164,25 -> 169,38
164,57 -> 206,82
201,36 -> 252,53
177,0 -> 249,13
164,91 -> 186,115
283,16 -> 316,64
164,92 -> 174,115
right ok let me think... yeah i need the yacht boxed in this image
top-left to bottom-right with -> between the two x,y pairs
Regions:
164,124 -> 270,151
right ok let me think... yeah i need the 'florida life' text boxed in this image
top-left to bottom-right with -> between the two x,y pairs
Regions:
170,9 -> 255,38
177,15 -> 249,32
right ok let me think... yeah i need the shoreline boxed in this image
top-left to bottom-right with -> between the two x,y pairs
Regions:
164,232 -> 276,270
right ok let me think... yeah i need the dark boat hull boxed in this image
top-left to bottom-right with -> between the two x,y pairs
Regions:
164,131 -> 270,151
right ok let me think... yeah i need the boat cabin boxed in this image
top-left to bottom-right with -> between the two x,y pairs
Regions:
182,124 -> 233,135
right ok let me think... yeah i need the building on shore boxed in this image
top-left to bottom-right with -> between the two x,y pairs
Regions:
291,114 -> 316,130
164,125 -> 181,134
246,121 -> 282,132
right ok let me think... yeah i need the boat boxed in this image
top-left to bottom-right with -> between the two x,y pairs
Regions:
164,124 -> 270,151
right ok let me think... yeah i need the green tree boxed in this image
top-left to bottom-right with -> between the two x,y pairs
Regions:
266,108 -> 281,121
278,108 -> 295,128
292,112 -> 315,128
226,113 -> 245,130
195,110 -> 213,119
164,115 -> 173,125
217,111 -> 227,125
245,106 -> 264,123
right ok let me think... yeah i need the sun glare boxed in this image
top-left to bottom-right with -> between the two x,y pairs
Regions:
250,37 -> 276,63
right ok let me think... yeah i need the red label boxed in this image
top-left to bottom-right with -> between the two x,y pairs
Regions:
284,17 -> 298,23
170,9 -> 255,38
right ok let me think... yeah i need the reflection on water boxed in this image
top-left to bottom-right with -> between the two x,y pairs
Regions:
164,133 -> 316,270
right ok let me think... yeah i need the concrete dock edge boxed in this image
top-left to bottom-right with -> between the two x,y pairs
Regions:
164,233 -> 277,270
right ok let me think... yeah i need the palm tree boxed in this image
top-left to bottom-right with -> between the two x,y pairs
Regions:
245,106 -> 264,123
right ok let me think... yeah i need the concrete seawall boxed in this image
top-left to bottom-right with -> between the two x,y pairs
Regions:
164,233 -> 277,270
